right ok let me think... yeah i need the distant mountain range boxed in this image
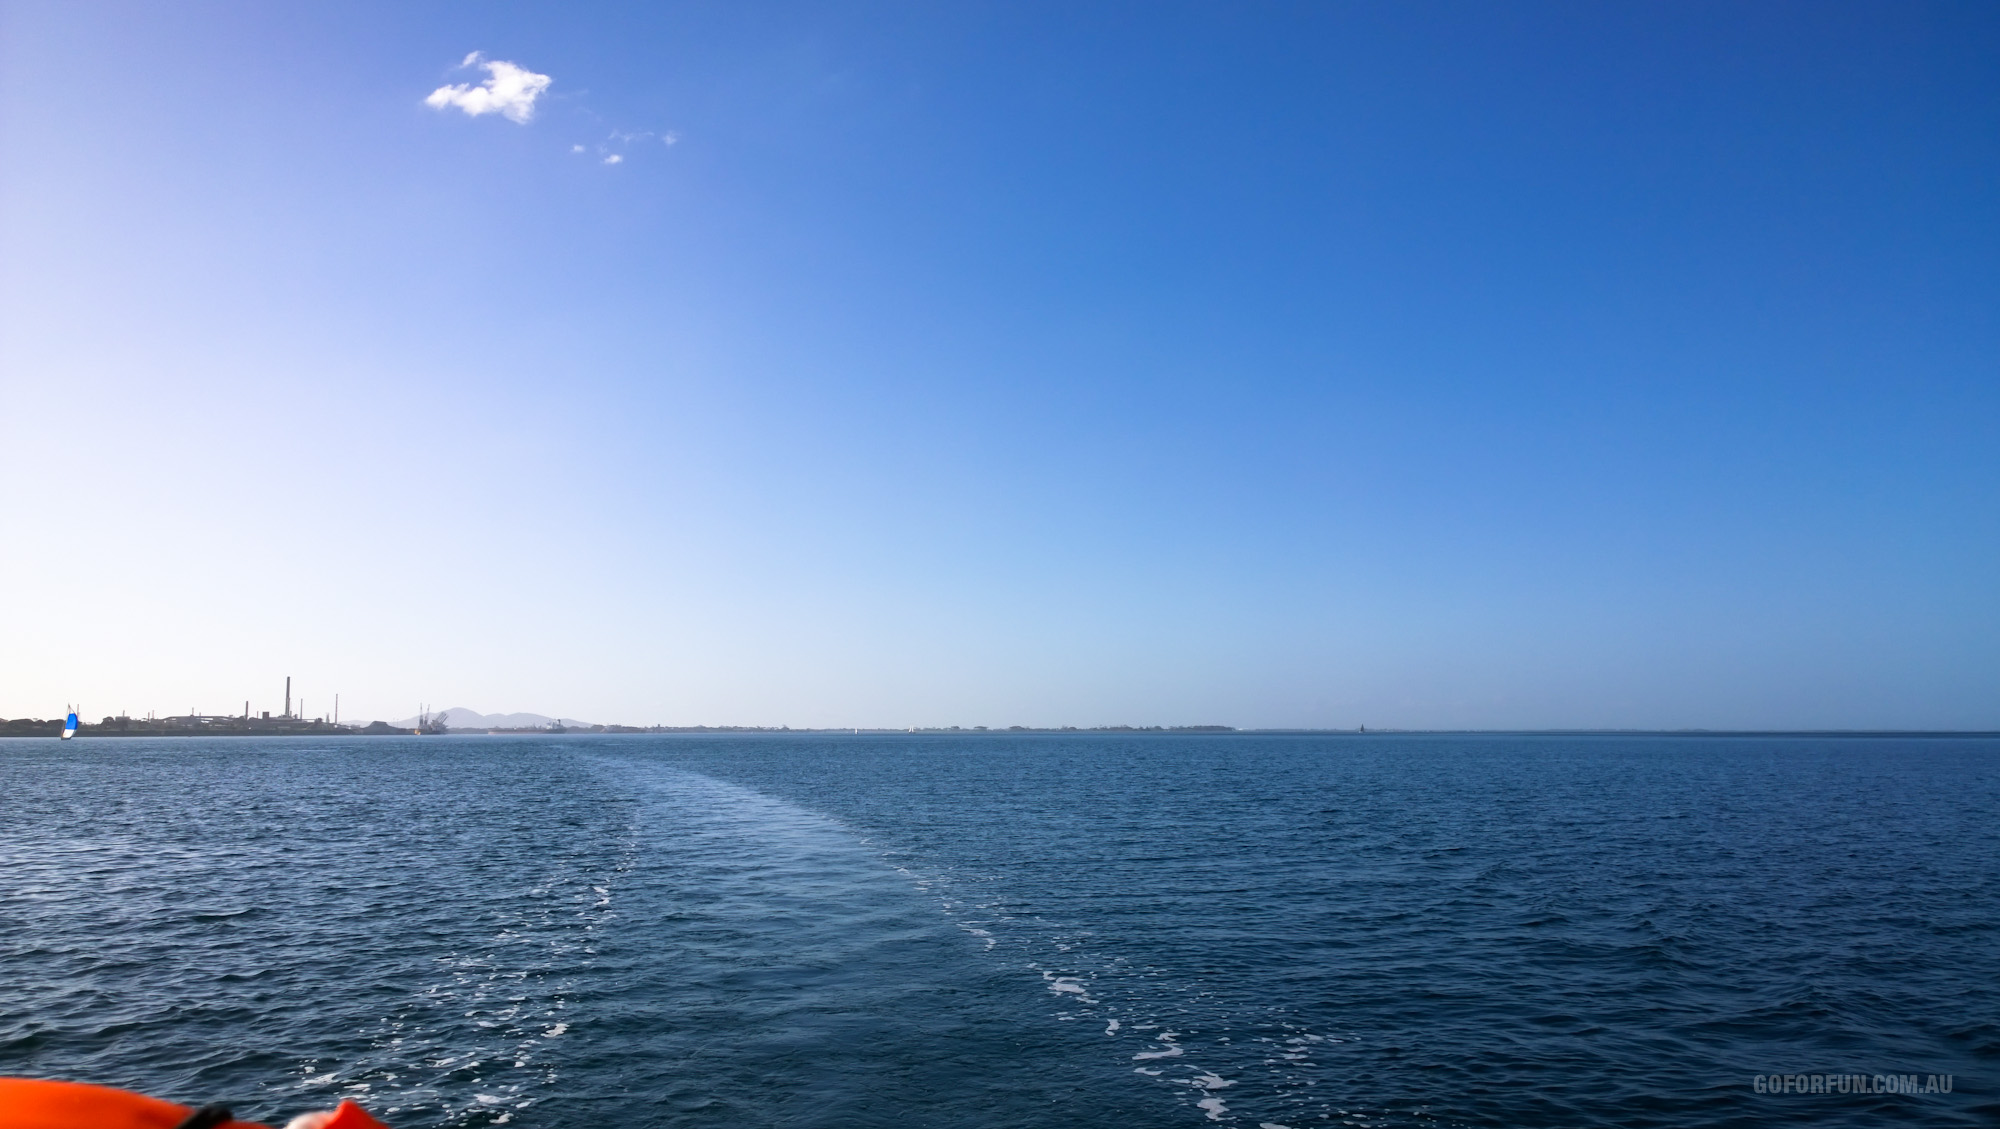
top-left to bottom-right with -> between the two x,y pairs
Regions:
387,707 -> 594,730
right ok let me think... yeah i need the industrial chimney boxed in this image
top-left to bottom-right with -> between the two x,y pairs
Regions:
285,676 -> 292,719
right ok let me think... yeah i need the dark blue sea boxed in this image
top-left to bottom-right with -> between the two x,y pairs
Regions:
2,734 -> 1995,1127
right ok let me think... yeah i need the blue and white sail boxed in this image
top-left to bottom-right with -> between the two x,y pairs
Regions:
61,710 -> 78,739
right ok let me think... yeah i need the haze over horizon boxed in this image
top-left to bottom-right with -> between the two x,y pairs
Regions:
3,2 -> 1996,730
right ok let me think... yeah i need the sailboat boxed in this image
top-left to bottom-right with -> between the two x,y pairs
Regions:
61,708 -> 78,740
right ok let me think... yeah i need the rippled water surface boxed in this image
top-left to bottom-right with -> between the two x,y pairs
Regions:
2,734 -> 1995,1126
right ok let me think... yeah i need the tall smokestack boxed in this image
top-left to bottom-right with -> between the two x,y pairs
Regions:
285,677 -> 291,719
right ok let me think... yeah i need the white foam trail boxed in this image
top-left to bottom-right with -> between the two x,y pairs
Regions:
1197,1096 -> 1228,1120
1042,971 -> 1096,1003
1105,1019 -> 1121,1035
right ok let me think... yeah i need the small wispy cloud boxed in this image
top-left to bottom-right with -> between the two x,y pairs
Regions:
425,52 -> 551,124
573,127 -> 677,167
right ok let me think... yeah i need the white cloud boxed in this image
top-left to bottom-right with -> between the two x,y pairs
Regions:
571,144 -> 585,153
661,132 -> 679,146
603,154 -> 623,165
426,55 -> 551,124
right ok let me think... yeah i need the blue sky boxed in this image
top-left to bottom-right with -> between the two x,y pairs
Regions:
2,1 -> 1995,728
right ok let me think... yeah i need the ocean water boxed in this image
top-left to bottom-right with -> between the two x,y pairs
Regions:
1,734 -> 1995,1127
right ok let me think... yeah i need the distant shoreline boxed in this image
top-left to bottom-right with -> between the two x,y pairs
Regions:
3,724 -> 1996,739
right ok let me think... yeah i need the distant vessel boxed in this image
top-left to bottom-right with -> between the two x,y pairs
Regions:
61,709 -> 78,739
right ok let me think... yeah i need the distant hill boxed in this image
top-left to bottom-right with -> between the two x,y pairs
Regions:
388,708 -> 594,730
